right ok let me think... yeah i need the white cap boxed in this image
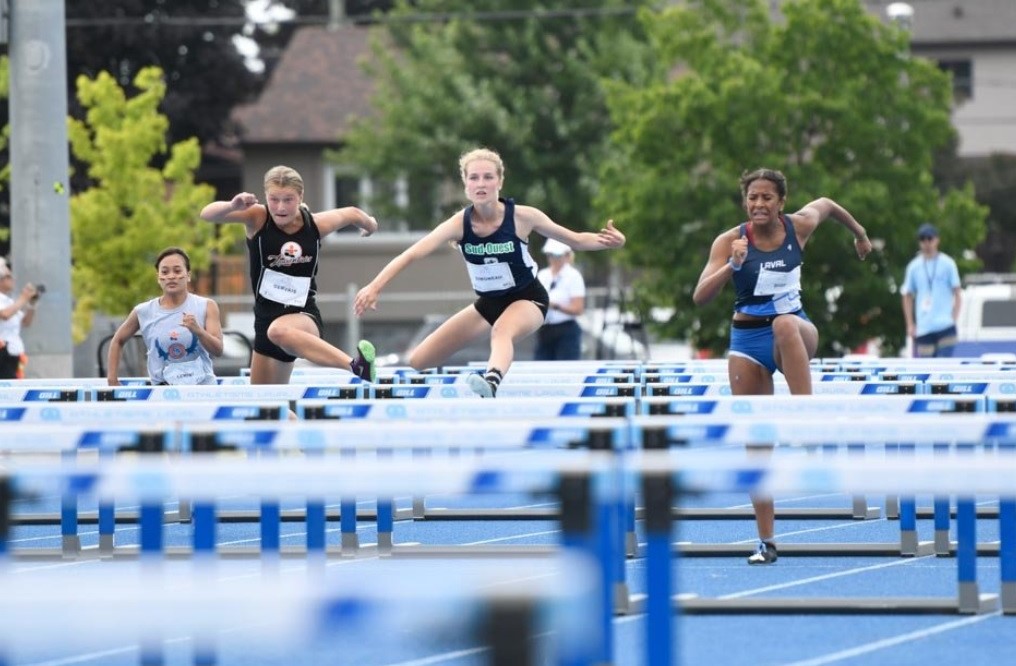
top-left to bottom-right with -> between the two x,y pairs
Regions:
542,238 -> 572,256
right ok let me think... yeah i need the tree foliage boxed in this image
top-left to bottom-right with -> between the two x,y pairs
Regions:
935,143 -> 1016,273
65,0 -> 262,149
598,0 -> 987,356
338,0 -> 659,234
67,67 -> 241,343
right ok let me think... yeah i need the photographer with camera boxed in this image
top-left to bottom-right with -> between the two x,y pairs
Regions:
0,258 -> 42,379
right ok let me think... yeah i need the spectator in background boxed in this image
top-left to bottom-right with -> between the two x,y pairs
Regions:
901,223 -> 962,358
534,238 -> 586,360
107,247 -> 223,386
0,258 -> 41,379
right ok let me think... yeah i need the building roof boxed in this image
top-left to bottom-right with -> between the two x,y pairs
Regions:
867,0 -> 1016,45
235,25 -> 375,145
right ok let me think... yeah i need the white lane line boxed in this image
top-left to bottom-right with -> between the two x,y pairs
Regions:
376,629 -> 554,666
378,646 -> 488,666
723,493 -> 850,509
729,518 -> 893,544
718,555 -> 934,599
21,645 -> 137,665
464,529 -> 560,546
778,611 -> 1002,666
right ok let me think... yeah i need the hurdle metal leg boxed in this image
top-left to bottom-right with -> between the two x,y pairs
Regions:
642,471 -> 674,666
340,448 -> 359,554
60,450 -> 81,558
955,495 -> 997,613
1001,496 -> 1016,614
933,444 -> 952,555
192,502 -> 216,556
884,443 -> 900,519
260,500 -> 281,568
559,471 -> 611,665
898,444 -> 923,556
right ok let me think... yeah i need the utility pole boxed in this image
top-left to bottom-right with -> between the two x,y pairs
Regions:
8,0 -> 73,377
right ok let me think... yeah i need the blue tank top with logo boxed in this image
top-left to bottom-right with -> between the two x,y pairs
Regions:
732,216 -> 805,317
458,198 -> 538,297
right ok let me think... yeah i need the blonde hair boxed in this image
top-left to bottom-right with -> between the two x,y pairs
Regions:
458,148 -> 505,182
264,165 -> 305,197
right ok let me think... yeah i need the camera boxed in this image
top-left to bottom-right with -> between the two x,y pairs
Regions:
31,284 -> 45,303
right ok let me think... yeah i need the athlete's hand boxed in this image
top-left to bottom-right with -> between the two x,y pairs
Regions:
230,192 -> 259,211
730,232 -> 748,269
354,283 -> 380,317
360,215 -> 378,237
854,234 -> 873,260
597,219 -> 625,248
181,313 -> 200,333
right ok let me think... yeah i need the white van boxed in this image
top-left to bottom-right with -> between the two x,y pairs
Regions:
954,274 -> 1016,357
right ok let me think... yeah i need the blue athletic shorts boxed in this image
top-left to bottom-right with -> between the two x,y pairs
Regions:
729,311 -> 809,374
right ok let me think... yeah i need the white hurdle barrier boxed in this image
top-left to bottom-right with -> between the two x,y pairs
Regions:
2,419 -> 633,622
0,400 -> 290,423
637,448 -> 1016,666
0,554 -> 601,666
645,380 -> 920,397
0,452 -> 621,664
636,413 -> 1016,555
297,396 -> 636,420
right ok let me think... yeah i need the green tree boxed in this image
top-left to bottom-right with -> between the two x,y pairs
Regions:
67,67 -> 240,343
339,0 -> 658,235
599,0 -> 987,356
935,143 -> 1016,273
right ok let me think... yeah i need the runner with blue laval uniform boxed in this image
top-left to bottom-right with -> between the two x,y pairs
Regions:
693,168 -> 872,564
354,147 -> 625,398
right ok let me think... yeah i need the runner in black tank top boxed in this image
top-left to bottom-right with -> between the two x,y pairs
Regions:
200,165 -> 380,385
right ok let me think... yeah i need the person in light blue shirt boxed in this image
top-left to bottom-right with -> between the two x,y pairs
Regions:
901,223 -> 962,357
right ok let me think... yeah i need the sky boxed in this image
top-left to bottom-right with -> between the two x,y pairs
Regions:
234,0 -> 297,73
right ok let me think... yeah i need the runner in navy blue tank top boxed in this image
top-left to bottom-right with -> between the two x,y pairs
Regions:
201,165 -> 380,385
693,168 -> 872,564
354,147 -> 625,397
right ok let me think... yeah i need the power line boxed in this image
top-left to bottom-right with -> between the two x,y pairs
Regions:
64,6 -> 642,29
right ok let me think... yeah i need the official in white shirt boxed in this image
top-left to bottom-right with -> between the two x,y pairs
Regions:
534,238 -> 586,360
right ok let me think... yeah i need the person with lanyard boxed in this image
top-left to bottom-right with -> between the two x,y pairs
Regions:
901,222 -> 961,358
534,238 -> 586,361
693,167 -> 871,564
200,165 -> 379,385
107,247 -> 223,386
0,258 -> 40,380
353,147 -> 624,397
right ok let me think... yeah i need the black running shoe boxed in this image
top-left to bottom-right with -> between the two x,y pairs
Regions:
747,541 -> 777,565
349,340 -> 377,383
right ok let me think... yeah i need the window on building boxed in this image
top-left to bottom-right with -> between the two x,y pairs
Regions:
333,174 -> 360,209
938,59 -> 972,103
324,163 -> 443,235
